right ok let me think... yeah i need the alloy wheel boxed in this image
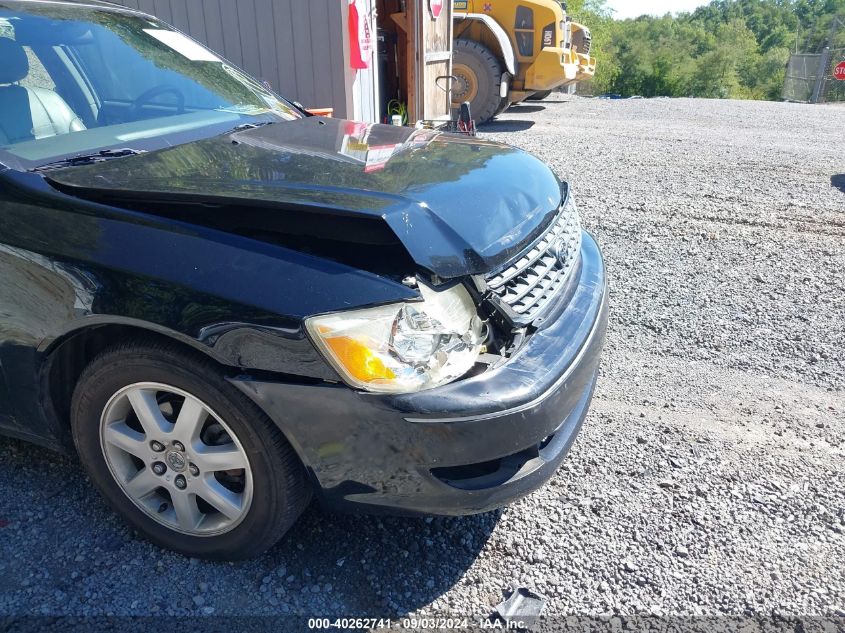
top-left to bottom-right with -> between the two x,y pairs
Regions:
99,382 -> 253,536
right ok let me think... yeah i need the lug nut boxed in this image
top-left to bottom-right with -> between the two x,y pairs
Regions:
152,462 -> 167,476
189,463 -> 199,477
150,441 -> 165,452
174,475 -> 187,490
172,441 -> 185,452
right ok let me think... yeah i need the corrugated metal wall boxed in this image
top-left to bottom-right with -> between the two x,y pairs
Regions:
108,0 -> 352,117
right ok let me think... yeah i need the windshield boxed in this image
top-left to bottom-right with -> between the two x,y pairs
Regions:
0,2 -> 301,170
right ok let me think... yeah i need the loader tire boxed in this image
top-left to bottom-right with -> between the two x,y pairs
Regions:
526,90 -> 553,101
494,97 -> 512,116
451,39 -> 504,124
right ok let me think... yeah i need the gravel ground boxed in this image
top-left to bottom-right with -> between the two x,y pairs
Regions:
1,97 -> 843,627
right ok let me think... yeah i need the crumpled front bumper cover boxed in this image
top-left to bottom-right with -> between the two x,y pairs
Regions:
232,231 -> 608,516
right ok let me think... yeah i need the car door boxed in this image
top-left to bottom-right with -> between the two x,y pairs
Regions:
0,41 -> 55,433
0,239 -> 59,438
0,239 -> 47,438
0,29 -> 105,444
0,187 -> 103,445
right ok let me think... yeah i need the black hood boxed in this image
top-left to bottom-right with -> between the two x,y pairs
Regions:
46,117 -> 564,278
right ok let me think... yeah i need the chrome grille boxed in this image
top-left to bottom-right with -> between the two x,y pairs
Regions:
485,200 -> 582,323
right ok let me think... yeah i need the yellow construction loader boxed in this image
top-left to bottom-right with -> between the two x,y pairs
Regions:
570,20 -> 596,83
452,0 -> 587,121
526,20 -> 595,100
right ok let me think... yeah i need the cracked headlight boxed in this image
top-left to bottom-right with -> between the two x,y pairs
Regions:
306,282 -> 485,394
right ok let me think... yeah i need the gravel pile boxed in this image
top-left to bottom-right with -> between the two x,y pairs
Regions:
0,97 -> 843,624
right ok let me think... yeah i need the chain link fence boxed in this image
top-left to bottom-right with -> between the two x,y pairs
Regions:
783,48 -> 845,103
819,47 -> 845,103
783,13 -> 845,104
783,53 -> 823,102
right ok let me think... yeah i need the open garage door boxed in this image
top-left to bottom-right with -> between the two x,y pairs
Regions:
414,0 -> 453,122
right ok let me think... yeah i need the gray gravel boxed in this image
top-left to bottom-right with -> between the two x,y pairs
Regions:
1,97 -> 843,624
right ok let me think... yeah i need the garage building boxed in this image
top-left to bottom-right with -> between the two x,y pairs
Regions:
107,0 -> 453,124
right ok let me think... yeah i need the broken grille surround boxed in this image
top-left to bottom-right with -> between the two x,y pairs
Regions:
482,196 -> 583,326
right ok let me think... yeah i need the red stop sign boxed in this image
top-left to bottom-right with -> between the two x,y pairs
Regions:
835,61 -> 845,81
429,0 -> 443,19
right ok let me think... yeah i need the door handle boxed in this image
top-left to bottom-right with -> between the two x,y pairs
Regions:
435,75 -> 457,93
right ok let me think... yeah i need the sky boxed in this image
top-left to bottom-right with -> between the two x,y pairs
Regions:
606,0 -> 709,19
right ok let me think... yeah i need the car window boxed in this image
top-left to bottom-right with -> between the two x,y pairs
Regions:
0,4 -> 301,170
0,18 -> 57,92
19,47 -> 56,92
67,26 -> 238,111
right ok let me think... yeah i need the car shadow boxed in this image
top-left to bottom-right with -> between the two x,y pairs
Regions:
479,120 -> 535,132
831,174 -> 845,193
264,503 -> 501,615
0,436 -> 500,618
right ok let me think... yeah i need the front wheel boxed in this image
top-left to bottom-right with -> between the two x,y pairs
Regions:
71,340 -> 311,560
451,39 -> 504,124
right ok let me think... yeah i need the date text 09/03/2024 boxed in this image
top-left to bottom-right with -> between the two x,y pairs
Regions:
307,618 -> 530,629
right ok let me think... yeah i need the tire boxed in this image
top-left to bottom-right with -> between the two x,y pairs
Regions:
451,39 -> 504,124
494,97 -> 512,116
71,340 -> 311,560
526,90 -> 553,101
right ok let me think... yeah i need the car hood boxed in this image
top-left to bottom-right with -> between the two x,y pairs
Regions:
46,117 -> 563,278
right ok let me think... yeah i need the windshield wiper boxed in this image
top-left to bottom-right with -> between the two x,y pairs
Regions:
228,120 -> 275,133
31,148 -> 145,173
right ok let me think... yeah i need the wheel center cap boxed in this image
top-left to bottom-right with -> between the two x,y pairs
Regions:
166,450 -> 187,472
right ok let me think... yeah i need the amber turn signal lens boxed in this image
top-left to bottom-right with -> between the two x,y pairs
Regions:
322,336 -> 397,383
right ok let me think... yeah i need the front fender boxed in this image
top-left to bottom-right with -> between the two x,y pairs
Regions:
1,169 -> 418,379
38,315 -> 338,380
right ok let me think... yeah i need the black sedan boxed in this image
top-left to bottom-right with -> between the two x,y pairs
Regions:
0,0 -> 608,559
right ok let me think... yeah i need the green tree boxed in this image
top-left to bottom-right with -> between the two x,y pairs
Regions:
578,0 -> 844,100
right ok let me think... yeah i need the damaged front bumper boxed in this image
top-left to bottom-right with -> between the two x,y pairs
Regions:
232,231 -> 608,516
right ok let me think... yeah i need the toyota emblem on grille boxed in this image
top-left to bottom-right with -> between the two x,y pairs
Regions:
553,238 -> 569,269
